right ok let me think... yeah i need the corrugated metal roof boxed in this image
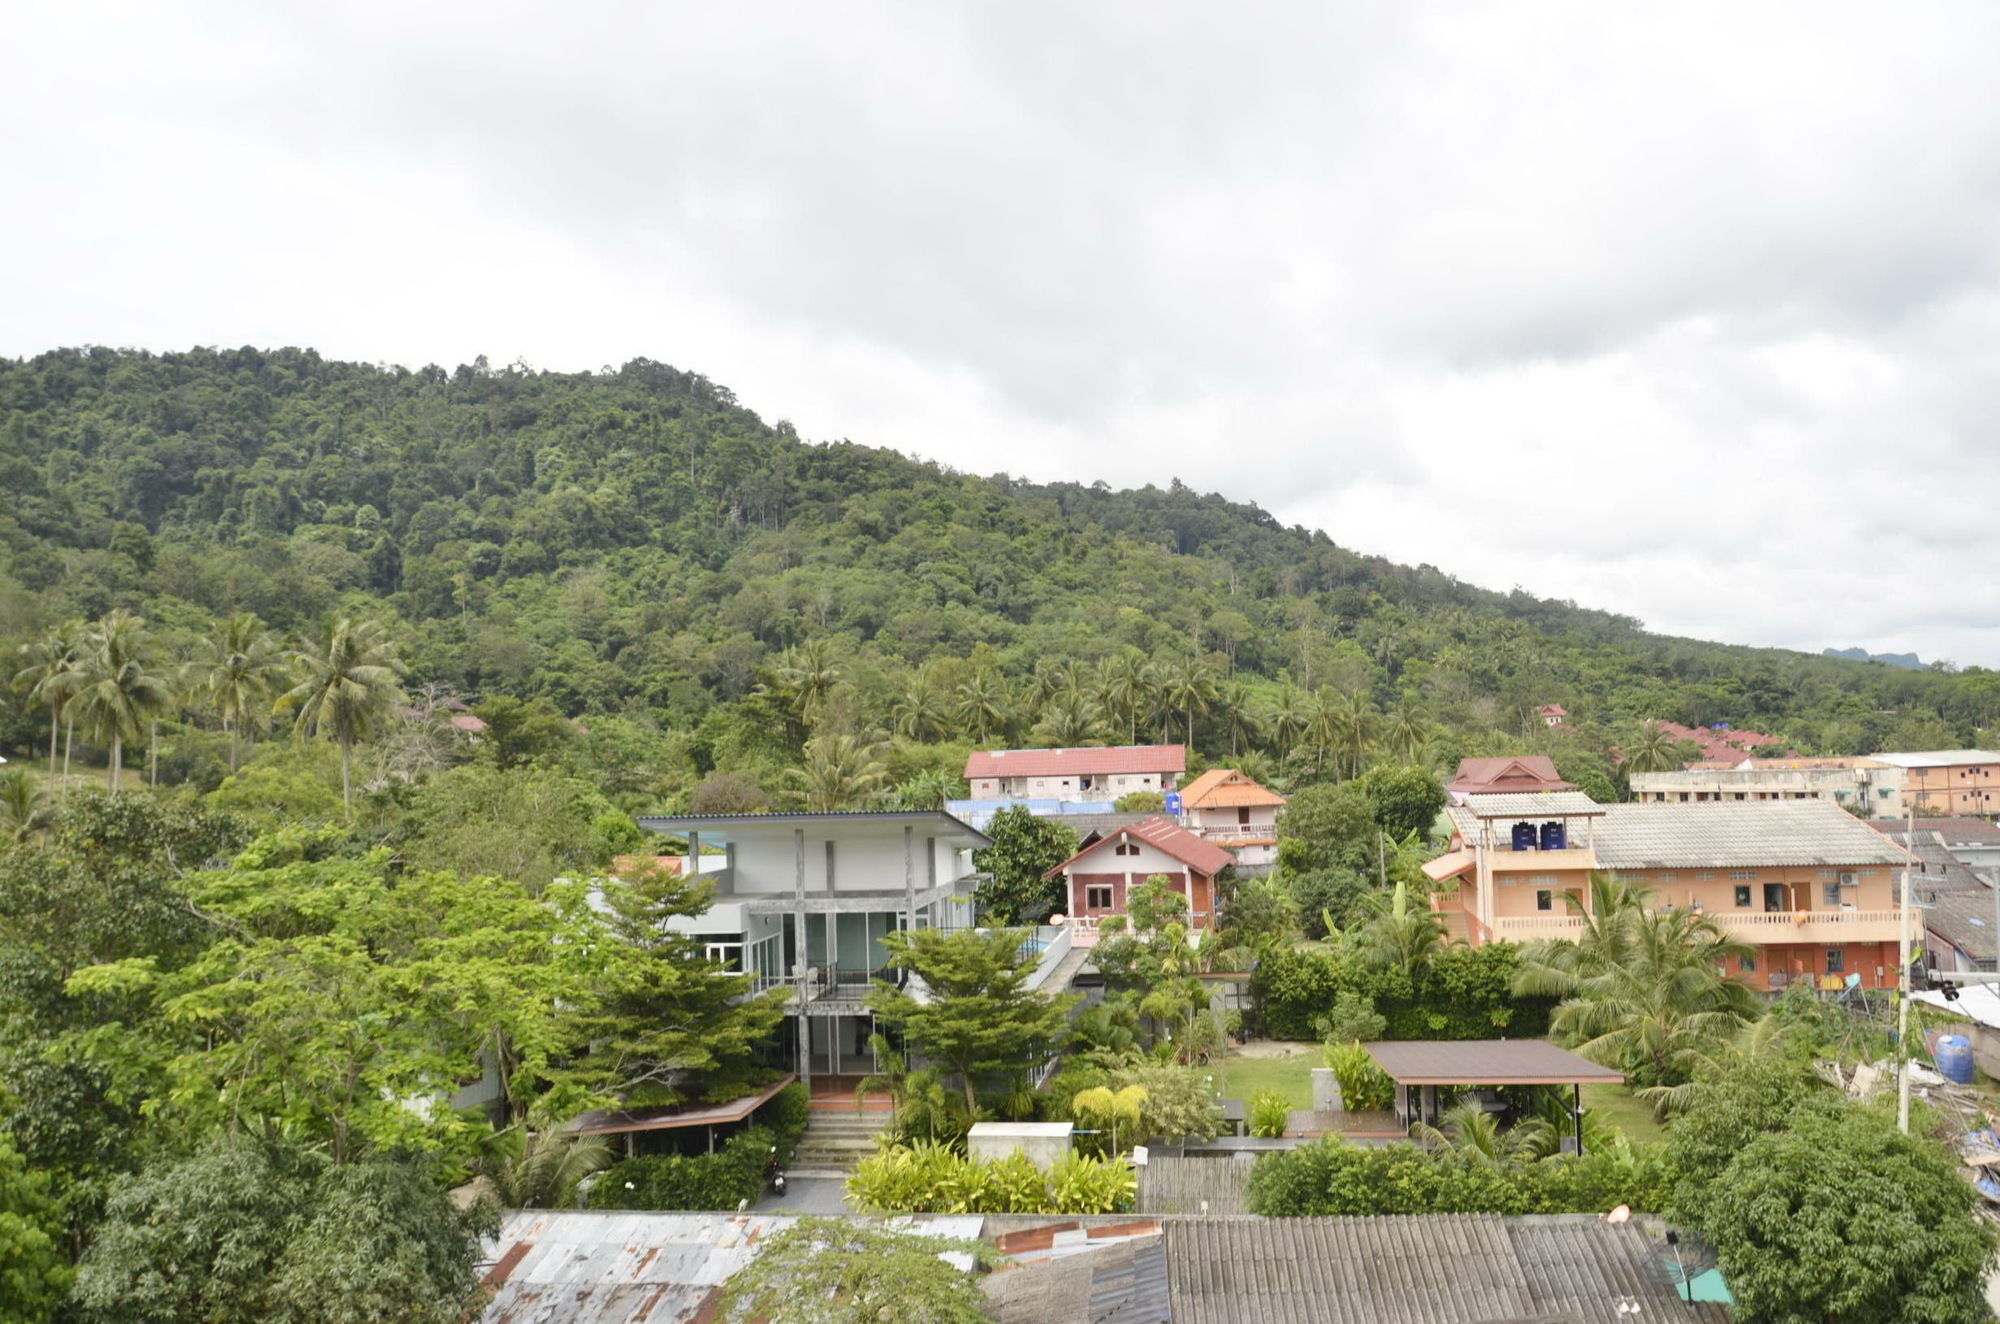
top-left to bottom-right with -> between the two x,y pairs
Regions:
1460,792 -> 1607,819
966,745 -> 1187,779
477,1211 -> 983,1324
636,810 -> 990,848
1593,801 -> 1910,869
1165,1216 -> 1725,1324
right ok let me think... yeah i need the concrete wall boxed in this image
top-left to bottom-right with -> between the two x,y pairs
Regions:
967,1122 -> 1074,1170
728,830 -> 964,895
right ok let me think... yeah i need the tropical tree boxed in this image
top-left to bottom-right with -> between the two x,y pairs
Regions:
972,804 -> 1079,923
199,613 -> 289,772
1325,689 -> 1375,780
954,670 -> 1011,745
1513,875 -> 1761,1088
1096,654 -> 1150,745
1622,721 -> 1682,774
0,768 -> 54,844
717,1216 -> 994,1324
1351,878 -> 1447,977
1159,654 -> 1215,747
65,609 -> 175,792
1411,1100 -> 1555,1164
12,619 -> 84,786
786,731 -> 888,810
1216,681 -> 1259,756
892,676 -> 952,743
1381,705 -> 1429,763
1031,688 -> 1103,747
477,1121 -> 611,1210
1269,680 -> 1310,767
773,637 -> 842,729
277,616 -> 405,817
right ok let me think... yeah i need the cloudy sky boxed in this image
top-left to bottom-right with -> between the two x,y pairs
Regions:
7,3 -> 2000,662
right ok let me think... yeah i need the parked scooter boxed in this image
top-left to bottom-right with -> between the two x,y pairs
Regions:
767,1145 -> 787,1197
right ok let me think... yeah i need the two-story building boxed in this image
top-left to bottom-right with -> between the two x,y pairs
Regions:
1868,751 -> 2000,817
1425,796 -> 1915,991
1630,757 -> 1905,817
1175,768 -> 1286,868
1045,815 -> 1233,946
964,744 -> 1185,803
632,810 -> 1071,1088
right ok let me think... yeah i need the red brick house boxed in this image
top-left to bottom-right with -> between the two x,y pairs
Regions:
1044,815 -> 1233,946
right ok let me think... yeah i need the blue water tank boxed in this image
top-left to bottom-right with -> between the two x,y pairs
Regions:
1540,821 -> 1567,851
1937,1035 -> 1976,1086
1511,822 -> 1537,851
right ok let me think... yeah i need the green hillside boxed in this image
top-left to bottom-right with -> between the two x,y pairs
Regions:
2,345 -> 1994,805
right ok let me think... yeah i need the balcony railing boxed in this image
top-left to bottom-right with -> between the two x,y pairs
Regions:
1489,907 -> 1911,942
1196,829 -> 1278,845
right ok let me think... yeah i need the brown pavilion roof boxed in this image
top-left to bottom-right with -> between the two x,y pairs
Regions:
1365,1040 -> 1623,1087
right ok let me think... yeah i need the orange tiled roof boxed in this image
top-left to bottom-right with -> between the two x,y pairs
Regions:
1179,768 -> 1286,809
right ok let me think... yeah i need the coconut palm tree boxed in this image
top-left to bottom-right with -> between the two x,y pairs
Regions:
0,768 -> 53,844
1215,681 -> 1259,757
892,677 -> 952,744
1622,720 -> 1682,774
953,671 -> 1011,745
1381,705 -> 1429,763
1352,878 -> 1447,977
1096,654 -> 1150,745
774,637 -> 842,729
1159,654 -> 1215,748
1326,690 -> 1375,780
1032,689 -> 1103,747
1269,680 -> 1310,769
278,616 -> 405,818
477,1123 -> 611,1210
198,612 -> 287,772
13,619 -> 85,787
786,731 -> 888,810
1513,874 -> 1761,1089
66,610 -> 174,792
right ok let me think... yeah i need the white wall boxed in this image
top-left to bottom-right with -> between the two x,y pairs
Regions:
715,826 -> 970,894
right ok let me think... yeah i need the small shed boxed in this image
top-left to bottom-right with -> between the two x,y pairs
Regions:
1365,1040 -> 1624,1153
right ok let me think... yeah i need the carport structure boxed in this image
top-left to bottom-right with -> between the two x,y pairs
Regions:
1365,1040 -> 1624,1155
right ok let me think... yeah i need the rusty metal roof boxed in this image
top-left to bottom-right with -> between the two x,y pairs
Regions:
477,1211 -> 984,1324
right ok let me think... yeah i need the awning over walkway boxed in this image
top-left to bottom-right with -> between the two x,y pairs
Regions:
1421,849 -> 1476,883
1365,1040 -> 1624,1087
565,1073 -> 798,1137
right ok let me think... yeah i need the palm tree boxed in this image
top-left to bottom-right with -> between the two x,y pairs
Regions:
1353,878 -> 1447,977
477,1123 -> 611,1210
12,620 -> 84,786
1326,690 -> 1375,780
1216,681 -> 1260,757
786,731 -> 888,810
1623,720 -> 1682,774
1513,874 -> 1761,1089
954,671 -> 1011,745
891,677 -> 951,744
1382,705 -> 1429,763
774,637 -> 842,728
1024,659 -> 1079,714
0,768 -> 53,844
66,610 -> 174,792
1096,654 -> 1149,745
1269,680 -> 1310,769
1160,655 -> 1215,748
1033,689 -> 1103,747
278,616 -> 405,818
199,612 -> 287,772
1412,1100 -> 1555,1164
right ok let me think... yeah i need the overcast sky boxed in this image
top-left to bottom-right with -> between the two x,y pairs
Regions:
6,3 -> 2000,663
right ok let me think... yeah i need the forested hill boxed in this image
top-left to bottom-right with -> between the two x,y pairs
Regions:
1,346 -> 1994,792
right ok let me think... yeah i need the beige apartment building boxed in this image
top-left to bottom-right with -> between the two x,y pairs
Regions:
1868,751 -> 2000,817
1426,795 -> 1915,991
1630,758 -> 1904,817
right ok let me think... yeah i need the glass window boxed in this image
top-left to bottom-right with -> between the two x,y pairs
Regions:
1740,953 -> 1756,973
1085,885 -> 1114,910
1734,885 -> 1752,907
1823,882 -> 1843,907
1826,949 -> 1845,974
1729,870 -> 1757,881
1536,890 -> 1554,912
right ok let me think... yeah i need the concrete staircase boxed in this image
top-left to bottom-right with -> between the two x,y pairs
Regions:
789,1110 -> 889,1176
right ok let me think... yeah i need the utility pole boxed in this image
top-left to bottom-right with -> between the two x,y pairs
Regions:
1898,801 -> 1915,1135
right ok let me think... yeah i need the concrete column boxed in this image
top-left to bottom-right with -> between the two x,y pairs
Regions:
687,830 -> 700,878
794,827 -> 810,1087
905,825 -> 917,932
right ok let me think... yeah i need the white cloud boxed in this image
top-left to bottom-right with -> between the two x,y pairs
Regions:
5,1 -> 2000,661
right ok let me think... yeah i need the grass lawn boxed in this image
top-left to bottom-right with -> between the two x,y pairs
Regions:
1580,1083 -> 1665,1143
1210,1046 -> 1319,1109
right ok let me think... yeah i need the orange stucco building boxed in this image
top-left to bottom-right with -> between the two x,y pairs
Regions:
1868,750 -> 2000,817
1426,794 -> 1916,991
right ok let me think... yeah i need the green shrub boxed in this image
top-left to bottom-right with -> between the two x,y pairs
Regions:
755,1083 -> 811,1163
1248,1090 -> 1290,1139
845,1142 -> 1135,1215
1252,942 -> 1553,1041
1323,1041 -> 1394,1112
1246,1137 -> 1668,1217
588,1127 -> 774,1211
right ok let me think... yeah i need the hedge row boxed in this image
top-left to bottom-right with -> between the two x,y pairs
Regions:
1246,1139 -> 1670,1217
1251,943 -> 1554,1041
587,1083 -> 811,1211
845,1141 -> 1136,1215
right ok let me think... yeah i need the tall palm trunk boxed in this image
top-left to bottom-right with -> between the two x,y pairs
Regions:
149,719 -> 159,787
340,733 -> 354,819
61,717 -> 73,801
109,734 -> 122,792
46,710 -> 58,781
227,718 -> 239,773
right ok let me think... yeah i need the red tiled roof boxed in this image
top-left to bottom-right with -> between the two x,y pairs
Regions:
1538,704 -> 1568,716
1043,815 -> 1233,879
1179,768 -> 1286,809
1447,757 -> 1574,795
965,744 -> 1186,779
1653,720 -> 1783,763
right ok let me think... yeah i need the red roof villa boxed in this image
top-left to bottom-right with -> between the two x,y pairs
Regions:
1046,815 -> 1232,946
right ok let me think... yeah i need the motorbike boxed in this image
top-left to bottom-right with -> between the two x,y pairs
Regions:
767,1145 -> 787,1197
